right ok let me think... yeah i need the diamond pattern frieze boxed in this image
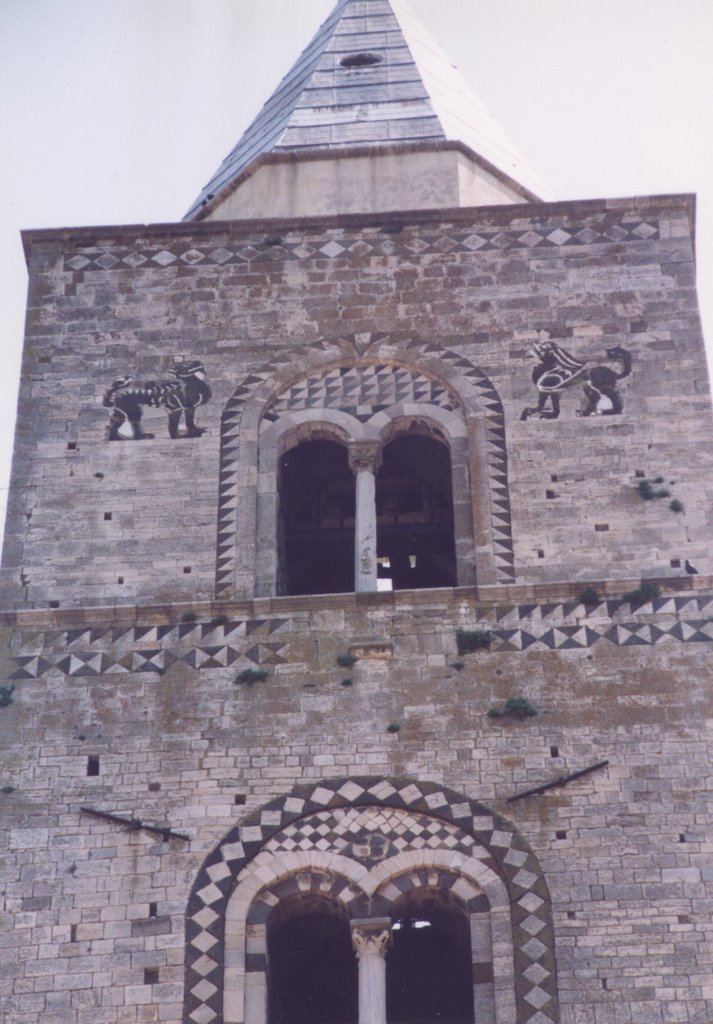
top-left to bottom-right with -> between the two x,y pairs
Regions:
63,216 -> 660,272
11,617 -> 293,680
11,596 -> 713,682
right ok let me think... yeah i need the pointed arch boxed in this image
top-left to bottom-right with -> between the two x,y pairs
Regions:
183,775 -> 559,1024
214,334 -> 515,597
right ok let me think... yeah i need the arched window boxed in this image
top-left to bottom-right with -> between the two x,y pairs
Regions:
376,429 -> 456,591
387,887 -> 474,1024
231,353 -> 512,599
267,893 -> 357,1024
278,438 -> 355,595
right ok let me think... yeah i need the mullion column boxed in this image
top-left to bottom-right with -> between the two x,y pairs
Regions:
350,917 -> 392,1024
348,441 -> 382,593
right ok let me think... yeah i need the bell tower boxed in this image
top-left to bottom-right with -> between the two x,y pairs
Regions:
2,3 -> 712,1024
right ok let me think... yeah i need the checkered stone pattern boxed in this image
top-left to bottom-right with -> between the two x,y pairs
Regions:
215,339 -> 515,594
258,806 -> 478,867
262,364 -> 460,425
183,776 -> 559,1024
63,217 -> 660,273
10,617 -> 291,680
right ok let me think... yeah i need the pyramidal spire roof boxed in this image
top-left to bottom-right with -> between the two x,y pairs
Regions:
185,0 -> 547,220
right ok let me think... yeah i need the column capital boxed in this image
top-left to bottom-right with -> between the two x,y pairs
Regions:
348,441 -> 382,476
350,917 -> 392,959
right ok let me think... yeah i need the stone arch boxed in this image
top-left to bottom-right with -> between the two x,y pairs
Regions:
214,335 -> 515,597
258,400 -> 471,597
184,776 -> 558,1024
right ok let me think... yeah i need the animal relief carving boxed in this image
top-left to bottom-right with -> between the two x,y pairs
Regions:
103,359 -> 211,440
520,334 -> 631,420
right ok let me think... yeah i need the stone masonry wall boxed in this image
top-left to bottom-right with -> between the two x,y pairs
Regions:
1,585 -> 712,1023
3,194 -> 712,609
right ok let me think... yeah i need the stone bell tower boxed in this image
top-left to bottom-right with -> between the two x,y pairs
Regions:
2,2 -> 712,1024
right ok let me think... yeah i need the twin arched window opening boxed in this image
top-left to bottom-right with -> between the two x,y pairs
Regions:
278,428 -> 457,596
267,887 -> 474,1024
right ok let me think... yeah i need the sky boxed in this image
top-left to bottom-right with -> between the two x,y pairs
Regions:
1,0 -> 712,529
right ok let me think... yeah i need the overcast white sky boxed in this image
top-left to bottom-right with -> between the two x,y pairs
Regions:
1,0 -> 712,529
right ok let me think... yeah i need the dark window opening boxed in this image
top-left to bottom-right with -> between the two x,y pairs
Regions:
376,434 -> 456,591
339,52 -> 383,68
279,439 -> 355,596
87,755 -> 100,776
387,887 -> 474,1024
267,894 -> 357,1024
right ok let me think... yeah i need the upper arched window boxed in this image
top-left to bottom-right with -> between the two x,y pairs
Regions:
375,430 -> 456,591
241,356 -> 506,598
278,437 -> 355,596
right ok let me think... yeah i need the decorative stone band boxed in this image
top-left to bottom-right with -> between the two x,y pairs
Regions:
9,592 -> 713,680
183,776 -> 559,1024
62,217 -> 660,273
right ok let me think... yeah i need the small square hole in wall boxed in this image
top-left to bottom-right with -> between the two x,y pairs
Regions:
104,512 -> 112,521
670,559 -> 681,568
550,474 -> 558,482
567,911 -> 576,920
87,755 -> 100,777
67,441 -> 77,451
49,601 -> 60,609
144,968 -> 159,986
148,782 -> 161,792
148,902 -> 158,918
183,566 -> 192,574
545,490 -> 556,499
550,745 -> 559,758
555,830 -> 567,840
234,794 -> 246,806
537,549 -> 545,559
635,469 -> 646,478
594,524 -> 609,532
679,834 -> 686,843
117,576 -> 124,585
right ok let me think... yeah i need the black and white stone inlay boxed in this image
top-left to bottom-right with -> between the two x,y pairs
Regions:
183,777 -> 559,1024
63,217 -> 661,273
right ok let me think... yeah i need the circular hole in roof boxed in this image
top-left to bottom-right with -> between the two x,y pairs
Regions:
339,52 -> 383,68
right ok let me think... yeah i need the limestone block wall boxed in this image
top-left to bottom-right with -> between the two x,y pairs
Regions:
3,194 -> 712,609
1,585 -> 712,1023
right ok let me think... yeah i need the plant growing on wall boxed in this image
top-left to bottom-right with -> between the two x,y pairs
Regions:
456,629 -> 494,654
0,685 -> 15,708
487,696 -> 538,721
634,476 -> 684,513
234,667 -> 268,686
577,587 -> 601,607
336,653 -> 358,668
622,581 -> 660,605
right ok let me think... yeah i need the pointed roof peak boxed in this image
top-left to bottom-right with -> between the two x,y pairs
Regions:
185,0 -> 547,220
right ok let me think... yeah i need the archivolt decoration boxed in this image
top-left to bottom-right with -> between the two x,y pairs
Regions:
214,334 -> 516,596
183,775 -> 559,1024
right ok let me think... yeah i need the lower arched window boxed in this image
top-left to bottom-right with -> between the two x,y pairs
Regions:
387,887 -> 474,1024
267,893 -> 358,1024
